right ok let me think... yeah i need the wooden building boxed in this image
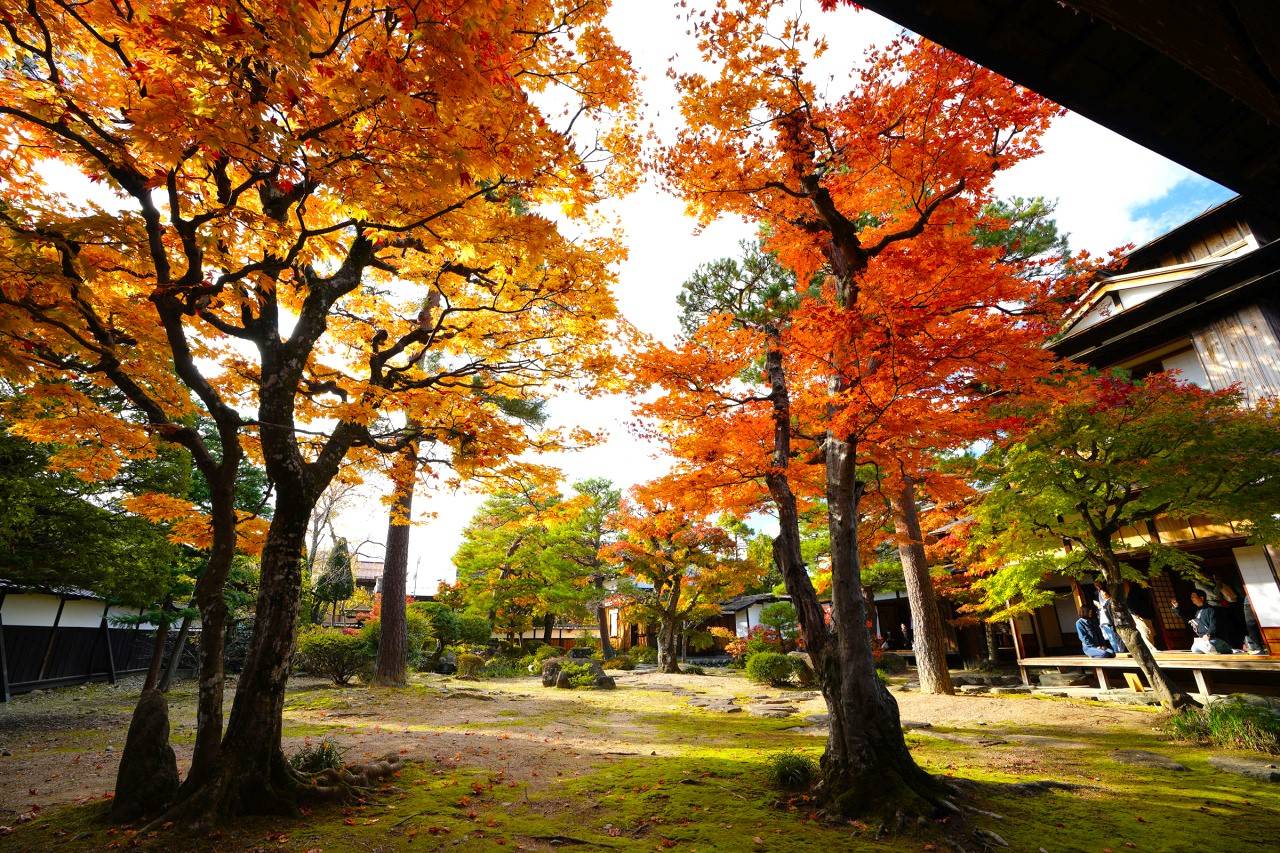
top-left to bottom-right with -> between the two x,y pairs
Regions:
1002,197 -> 1280,662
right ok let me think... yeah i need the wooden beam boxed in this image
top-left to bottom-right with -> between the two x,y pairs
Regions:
1192,668 -> 1212,698
1095,666 -> 1110,690
36,596 -> 67,682
0,594 -> 10,703
100,603 -> 116,686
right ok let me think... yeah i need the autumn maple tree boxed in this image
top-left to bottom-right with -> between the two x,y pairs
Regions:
0,0 -> 634,824
653,0 -> 1087,814
601,487 -> 755,674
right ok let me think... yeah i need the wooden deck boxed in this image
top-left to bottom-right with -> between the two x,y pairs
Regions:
1017,653 -> 1280,695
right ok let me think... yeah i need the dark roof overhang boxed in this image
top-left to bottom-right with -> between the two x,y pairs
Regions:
856,1 -> 1280,207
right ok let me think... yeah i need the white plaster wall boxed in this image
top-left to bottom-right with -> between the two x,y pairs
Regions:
0,593 -> 61,627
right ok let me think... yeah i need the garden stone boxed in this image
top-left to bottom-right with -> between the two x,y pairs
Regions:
593,674 -> 617,690
1111,749 -> 1187,771
1208,755 -> 1280,783
555,670 -> 573,688
110,690 -> 179,822
746,703 -> 798,718
989,686 -> 1031,696
958,684 -> 989,695
568,647 -> 594,659
787,652 -> 817,687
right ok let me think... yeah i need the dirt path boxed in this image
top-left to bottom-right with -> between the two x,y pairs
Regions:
0,668 -> 1157,826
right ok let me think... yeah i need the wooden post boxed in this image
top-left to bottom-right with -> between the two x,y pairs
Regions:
85,601 -> 109,681
36,595 -> 66,682
101,609 -> 117,686
1193,668 -> 1212,698
1095,666 -> 1110,689
0,594 -> 10,703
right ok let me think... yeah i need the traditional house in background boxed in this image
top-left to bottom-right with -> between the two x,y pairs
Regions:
1001,197 -> 1280,688
0,582 -> 166,701
354,559 -> 384,594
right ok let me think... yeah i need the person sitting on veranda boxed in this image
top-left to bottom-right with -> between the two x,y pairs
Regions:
1075,603 -> 1115,658
1173,589 -> 1232,654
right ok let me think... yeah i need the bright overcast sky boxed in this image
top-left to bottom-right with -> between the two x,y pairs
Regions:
325,1 -> 1235,595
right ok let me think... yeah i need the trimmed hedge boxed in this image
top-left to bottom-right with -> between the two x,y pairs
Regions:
296,628 -> 369,685
745,652 -> 793,687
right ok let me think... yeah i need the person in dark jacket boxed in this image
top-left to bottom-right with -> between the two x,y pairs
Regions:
1075,603 -> 1115,658
1173,590 -> 1231,654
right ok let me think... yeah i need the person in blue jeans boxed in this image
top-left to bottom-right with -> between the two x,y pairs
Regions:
1075,603 -> 1115,658
1094,580 -> 1127,653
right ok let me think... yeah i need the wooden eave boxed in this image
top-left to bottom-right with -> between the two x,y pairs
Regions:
857,1 -> 1280,206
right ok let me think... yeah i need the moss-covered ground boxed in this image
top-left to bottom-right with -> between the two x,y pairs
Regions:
1,671 -> 1277,852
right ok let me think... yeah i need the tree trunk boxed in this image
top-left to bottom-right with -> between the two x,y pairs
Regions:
143,613 -> 171,692
1103,562 -> 1189,709
595,576 -> 615,659
984,622 -> 998,665
374,448 -> 415,687
180,478 -> 238,792
657,614 -> 681,674
541,612 -> 554,645
890,478 -> 953,695
160,608 -> 193,693
165,491 -> 314,822
823,433 -> 938,816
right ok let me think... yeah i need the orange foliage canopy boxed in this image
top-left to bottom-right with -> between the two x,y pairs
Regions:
0,0 -> 636,542
647,2 -> 1102,521
601,486 -> 758,631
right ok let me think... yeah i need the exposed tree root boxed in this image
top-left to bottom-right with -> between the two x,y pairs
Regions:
143,749 -> 412,831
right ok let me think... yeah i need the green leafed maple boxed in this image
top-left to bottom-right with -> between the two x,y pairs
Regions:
0,0 -> 635,824
968,373 -> 1280,708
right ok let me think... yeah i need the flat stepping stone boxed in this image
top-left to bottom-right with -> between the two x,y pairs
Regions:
901,720 -> 933,730
1208,755 -> 1280,783
806,713 -> 830,725
957,684 -> 990,695
746,704 -> 798,718
1111,749 -> 1188,771
686,697 -> 741,713
1002,733 -> 1088,749
988,686 -> 1032,695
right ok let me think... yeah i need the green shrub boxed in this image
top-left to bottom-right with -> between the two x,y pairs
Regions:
764,751 -> 817,790
1162,698 -> 1280,754
359,611 -> 433,668
457,615 -> 492,645
559,660 -> 599,689
290,737 -> 346,774
456,653 -> 485,679
682,664 -> 705,675
629,645 -> 657,664
481,657 -> 526,678
295,628 -> 371,685
603,656 -> 634,671
533,644 -> 562,663
745,652 -> 793,686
